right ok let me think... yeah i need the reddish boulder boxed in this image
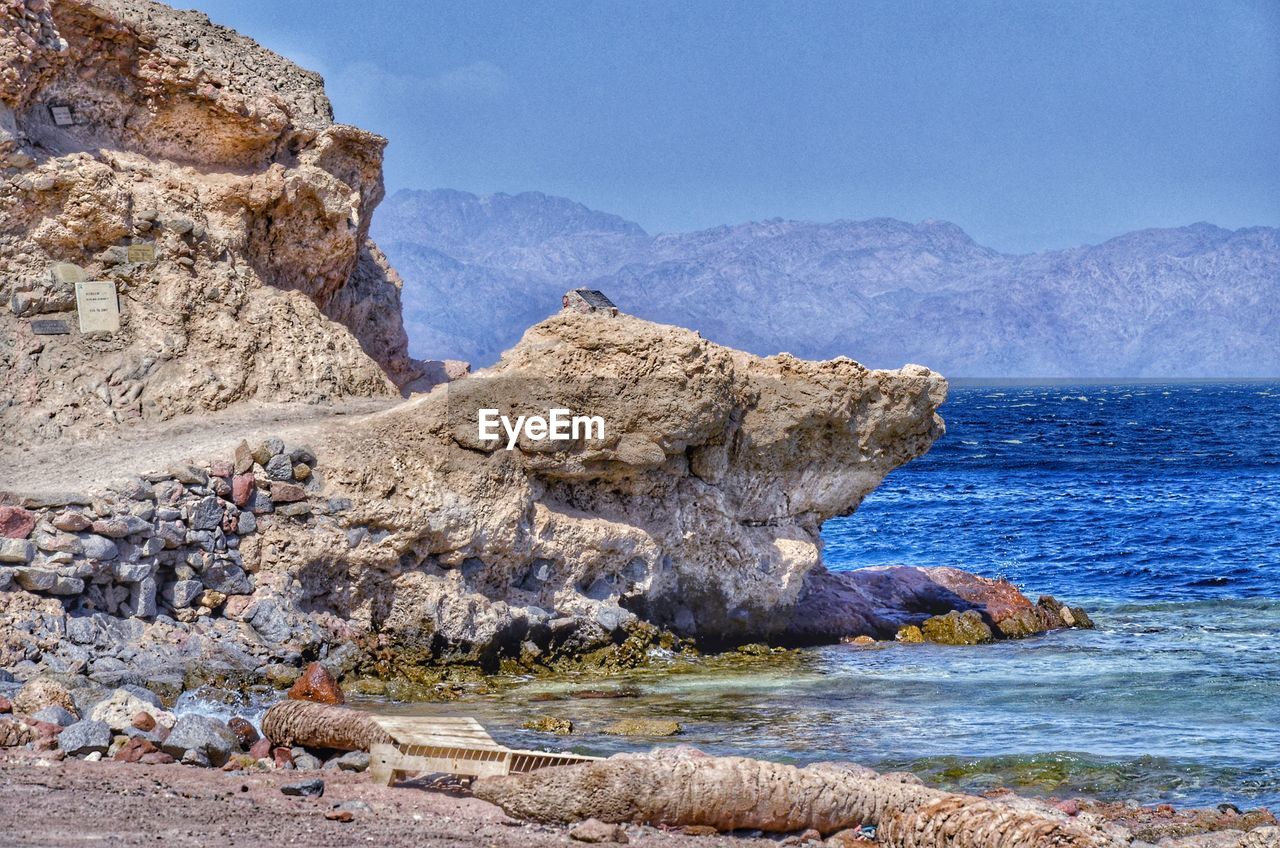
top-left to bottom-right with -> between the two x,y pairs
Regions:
232,473 -> 256,507
273,746 -> 295,769
287,662 -> 344,705
249,737 -> 272,760
132,711 -> 156,732
210,460 -> 233,478
114,737 -> 159,763
269,482 -> 307,503
0,506 -> 35,539
228,716 -> 259,748
0,695 -> 11,713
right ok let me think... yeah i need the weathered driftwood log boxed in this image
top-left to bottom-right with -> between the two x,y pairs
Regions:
260,701 -> 392,751
472,754 -> 1125,848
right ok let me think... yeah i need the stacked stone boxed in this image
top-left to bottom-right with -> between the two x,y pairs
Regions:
0,436 -> 321,624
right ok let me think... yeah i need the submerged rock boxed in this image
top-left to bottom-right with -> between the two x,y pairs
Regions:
523,716 -> 574,735
602,718 -> 683,737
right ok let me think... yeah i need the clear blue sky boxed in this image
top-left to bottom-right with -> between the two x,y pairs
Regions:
197,0 -> 1279,253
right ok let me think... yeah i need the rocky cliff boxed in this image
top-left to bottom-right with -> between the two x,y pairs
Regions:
0,1 -> 1091,691
0,0 -> 426,449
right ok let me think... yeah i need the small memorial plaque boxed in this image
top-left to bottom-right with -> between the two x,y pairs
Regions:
50,262 -> 86,284
74,280 -> 120,333
30,319 -> 71,335
48,104 -> 75,127
126,242 -> 156,263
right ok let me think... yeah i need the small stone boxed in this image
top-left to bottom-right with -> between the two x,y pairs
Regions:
324,810 -> 354,823
269,482 -> 306,503
680,825 -> 719,837
523,716 -> 573,734
14,566 -> 56,590
169,465 -> 208,486
161,714 -> 238,767
209,461 -> 232,478
281,778 -> 324,797
58,720 -> 111,757
227,717 -> 259,748
231,473 -> 255,507
273,746 -> 295,769
248,737 -> 271,760
236,511 -> 256,535
189,496 -> 224,531
293,752 -> 322,771
569,818 -> 629,843
114,736 -> 158,763
138,751 -> 175,765
332,750 -> 369,772
32,706 -> 77,727
287,662 -> 344,705
0,538 -> 34,564
162,579 -> 203,609
197,589 -> 227,610
132,712 -> 156,732
0,718 -> 35,748
233,441 -> 254,474
181,749 -> 211,767
79,534 -> 119,561
14,678 -> 78,718
0,696 -> 10,713
51,512 -> 91,532
0,506 -> 36,539
265,454 -> 294,481
292,463 -> 311,481
840,635 -> 876,646
895,625 -> 926,644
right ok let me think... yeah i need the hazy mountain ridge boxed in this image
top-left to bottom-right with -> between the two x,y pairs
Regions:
374,189 -> 1280,376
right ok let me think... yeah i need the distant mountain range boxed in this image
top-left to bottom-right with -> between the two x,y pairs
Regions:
372,189 -> 1280,377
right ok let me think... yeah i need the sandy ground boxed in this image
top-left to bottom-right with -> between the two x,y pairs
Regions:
0,748 -> 777,847
0,398 -> 402,499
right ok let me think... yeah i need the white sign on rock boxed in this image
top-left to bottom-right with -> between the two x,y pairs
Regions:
74,280 -> 120,333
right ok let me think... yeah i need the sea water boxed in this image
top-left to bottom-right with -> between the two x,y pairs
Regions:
372,383 -> 1280,808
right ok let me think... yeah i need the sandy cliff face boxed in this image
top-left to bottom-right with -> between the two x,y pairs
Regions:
0,0 -> 422,447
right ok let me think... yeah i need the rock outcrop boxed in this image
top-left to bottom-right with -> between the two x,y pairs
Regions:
0,1 -> 1089,688
0,0 -> 428,448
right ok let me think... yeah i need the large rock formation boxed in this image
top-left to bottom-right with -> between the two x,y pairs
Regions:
0,0 -> 425,448
0,1 -> 1088,688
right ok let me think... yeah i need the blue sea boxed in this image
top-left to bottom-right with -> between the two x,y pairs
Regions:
369,383 -> 1280,809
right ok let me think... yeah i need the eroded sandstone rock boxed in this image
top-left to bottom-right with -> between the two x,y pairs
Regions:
0,0 -> 447,449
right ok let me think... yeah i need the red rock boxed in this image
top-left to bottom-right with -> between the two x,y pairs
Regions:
210,460 -> 233,478
0,695 -> 11,713
24,719 -> 62,739
324,810 -> 354,823
269,482 -> 306,503
1055,799 -> 1080,816
228,716 -> 259,748
287,662 -> 344,705
138,751 -> 175,765
114,737 -> 158,763
0,506 -> 35,539
273,747 -> 295,769
232,473 -> 256,507
223,595 -> 254,619
249,737 -> 272,760
132,711 -> 156,732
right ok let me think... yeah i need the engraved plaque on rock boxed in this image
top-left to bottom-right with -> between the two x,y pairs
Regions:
50,262 -> 86,284
30,319 -> 71,335
48,104 -> 75,127
127,242 -> 156,263
74,280 -> 120,333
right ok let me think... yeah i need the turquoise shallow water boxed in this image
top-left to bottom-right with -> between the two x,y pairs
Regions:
369,383 -> 1280,808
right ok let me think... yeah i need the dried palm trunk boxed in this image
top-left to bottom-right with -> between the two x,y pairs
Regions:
260,701 -> 392,751
473,754 -> 1125,848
